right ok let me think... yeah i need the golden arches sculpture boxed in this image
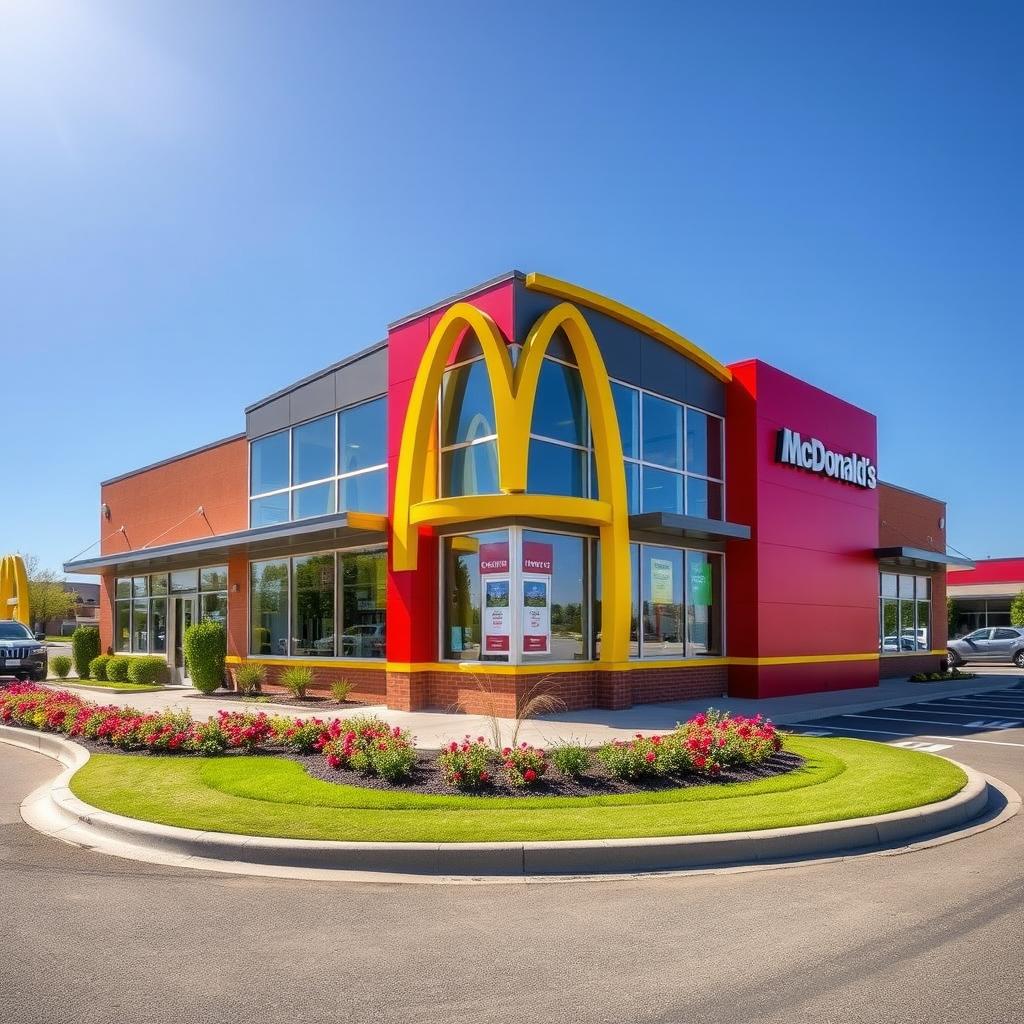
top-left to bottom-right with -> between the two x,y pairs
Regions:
0,554 -> 30,626
391,301 -> 633,663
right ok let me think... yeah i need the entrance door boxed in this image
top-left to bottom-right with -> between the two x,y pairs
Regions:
172,595 -> 197,685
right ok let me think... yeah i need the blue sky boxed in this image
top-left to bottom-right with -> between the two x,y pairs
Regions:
1,0 -> 1019,581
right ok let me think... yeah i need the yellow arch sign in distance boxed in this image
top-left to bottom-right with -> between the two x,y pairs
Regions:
392,301 -> 633,663
0,554 -> 30,626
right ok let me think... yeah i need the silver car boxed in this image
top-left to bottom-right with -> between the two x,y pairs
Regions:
947,627 -> 1024,668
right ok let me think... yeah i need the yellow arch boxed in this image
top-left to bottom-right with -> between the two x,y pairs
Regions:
0,554 -> 30,626
392,301 -> 633,662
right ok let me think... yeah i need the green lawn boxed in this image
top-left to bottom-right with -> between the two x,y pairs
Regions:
68,737 -> 967,843
53,679 -> 164,693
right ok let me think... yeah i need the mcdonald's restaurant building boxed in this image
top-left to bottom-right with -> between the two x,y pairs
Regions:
65,272 -> 971,714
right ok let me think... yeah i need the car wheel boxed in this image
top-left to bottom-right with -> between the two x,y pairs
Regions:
1014,650 -> 1024,669
947,649 -> 961,668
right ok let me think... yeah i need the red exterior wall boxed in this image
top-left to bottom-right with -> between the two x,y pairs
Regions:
725,360 -> 880,697
946,557 -> 1024,587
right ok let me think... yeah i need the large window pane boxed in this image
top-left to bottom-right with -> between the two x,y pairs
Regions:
641,546 -> 685,657
340,468 -> 387,514
521,530 -> 587,662
686,551 -> 722,655
292,415 -> 335,485
916,601 -> 930,650
250,431 -> 289,495
200,592 -> 228,629
292,481 -> 335,520
881,598 -> 898,650
881,573 -> 897,598
642,466 -> 684,514
441,440 -> 499,496
341,550 -> 387,658
642,393 -> 683,469
531,359 -> 585,446
590,540 -> 639,660
132,576 -> 149,598
527,440 -> 586,497
612,382 -> 639,460
443,529 -> 509,662
169,569 -> 198,593
292,554 -> 335,657
339,398 -> 386,474
686,410 -> 723,479
151,598 -> 167,654
441,360 -> 497,447
250,559 -> 289,656
250,493 -> 289,527
115,577 -> 131,599
899,599 -> 916,650
200,566 -> 228,591
115,601 -> 130,652
151,574 -> 169,596
132,599 -> 149,653
685,477 -> 724,520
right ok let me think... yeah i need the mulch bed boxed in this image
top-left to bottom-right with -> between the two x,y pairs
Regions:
183,691 -> 370,711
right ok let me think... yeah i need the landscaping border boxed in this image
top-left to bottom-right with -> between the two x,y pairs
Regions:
2,725 -> 1009,879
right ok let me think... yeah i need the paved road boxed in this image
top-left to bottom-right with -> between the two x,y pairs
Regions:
1,688 -> 1022,1024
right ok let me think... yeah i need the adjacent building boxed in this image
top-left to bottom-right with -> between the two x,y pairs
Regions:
947,557 -> 1024,636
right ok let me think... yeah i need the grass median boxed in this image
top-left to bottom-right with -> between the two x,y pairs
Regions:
67,736 -> 967,843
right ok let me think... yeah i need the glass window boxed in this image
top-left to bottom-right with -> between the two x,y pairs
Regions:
686,410 -> 723,479
686,477 -> 724,520
115,577 -> 131,599
169,569 -> 198,593
115,601 -> 130,652
527,440 -> 587,498
899,599 -> 916,649
612,382 -> 639,461
200,592 -> 228,628
292,554 -> 335,657
339,468 -> 387,514
339,398 -> 386,475
881,573 -> 897,598
150,574 -> 168,596
292,415 -> 335,485
686,551 -> 722,655
642,393 -> 683,469
250,559 -> 289,656
251,493 -> 290,527
624,463 -> 640,516
441,440 -> 499,497
916,601 -> 931,649
292,481 -> 335,520
916,576 -> 931,600
441,360 -> 497,447
521,530 -> 587,662
443,529 -> 509,661
898,575 -> 915,599
132,599 -> 149,653
590,541 -> 640,660
642,466 -> 684,514
250,430 -> 289,496
200,566 -> 228,591
880,598 -> 898,650
132,576 -> 149,598
641,546 -> 685,657
340,550 -> 387,659
151,598 -> 167,653
531,359 -> 585,446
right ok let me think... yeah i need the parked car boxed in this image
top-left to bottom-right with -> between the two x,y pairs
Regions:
0,620 -> 48,681
341,623 -> 386,658
882,635 -> 918,652
947,627 -> 1024,668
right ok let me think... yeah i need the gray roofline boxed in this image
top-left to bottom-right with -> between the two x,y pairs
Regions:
878,479 -> 946,506
244,338 -> 389,414
386,270 -> 524,330
628,512 -> 752,543
101,433 -> 246,487
875,546 -> 974,570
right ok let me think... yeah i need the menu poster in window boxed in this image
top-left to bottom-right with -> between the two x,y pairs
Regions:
650,557 -> 674,604
522,577 -> 550,653
483,578 -> 511,653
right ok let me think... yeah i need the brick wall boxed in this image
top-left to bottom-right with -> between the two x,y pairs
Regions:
227,662 -> 388,705
880,653 -> 945,679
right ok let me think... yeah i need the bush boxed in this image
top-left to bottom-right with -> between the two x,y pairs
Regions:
216,710 -> 274,751
272,716 -> 332,754
597,734 -> 667,780
105,656 -> 131,683
89,654 -> 112,681
330,679 -> 353,703
550,741 -> 590,779
50,655 -> 72,679
71,626 -> 100,680
182,620 -> 226,694
501,743 -> 548,787
127,656 -> 169,686
322,715 -> 418,783
280,666 -> 313,699
437,736 -> 493,790
234,663 -> 266,696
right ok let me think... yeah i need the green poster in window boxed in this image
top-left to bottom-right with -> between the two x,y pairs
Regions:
689,562 -> 712,605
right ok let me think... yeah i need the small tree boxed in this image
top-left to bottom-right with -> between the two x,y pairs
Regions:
1011,590 -> 1024,628
182,619 -> 226,694
20,554 -> 78,634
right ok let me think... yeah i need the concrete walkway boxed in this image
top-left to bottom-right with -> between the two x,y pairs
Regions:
41,669 -> 1023,749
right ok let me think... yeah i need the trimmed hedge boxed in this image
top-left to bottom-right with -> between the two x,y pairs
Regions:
71,626 -> 100,680
182,620 -> 226,694
89,654 -> 113,681
50,655 -> 73,679
106,656 -> 131,683
127,656 -> 169,686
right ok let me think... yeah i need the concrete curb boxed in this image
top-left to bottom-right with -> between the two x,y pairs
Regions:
3,725 -> 1011,879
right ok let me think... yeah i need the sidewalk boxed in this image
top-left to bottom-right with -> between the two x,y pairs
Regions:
42,670 -> 1022,749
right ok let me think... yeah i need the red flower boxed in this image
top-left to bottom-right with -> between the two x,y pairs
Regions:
523,769 -> 536,782
644,751 -> 657,763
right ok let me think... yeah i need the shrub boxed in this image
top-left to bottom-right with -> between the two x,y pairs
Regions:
437,736 -> 493,790
322,715 -> 418,782
50,655 -> 72,679
105,656 -> 131,683
550,741 -> 590,779
216,710 -> 274,751
598,733 -> 669,780
71,626 -> 100,680
89,654 -> 113,681
501,742 -> 548,787
234,663 -> 266,696
330,679 -> 353,703
182,620 -> 226,694
280,666 -> 313,699
127,656 -> 169,686
272,716 -> 333,754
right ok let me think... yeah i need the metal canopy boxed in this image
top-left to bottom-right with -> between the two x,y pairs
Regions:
63,512 -> 388,577
628,511 -> 751,544
875,546 -> 975,572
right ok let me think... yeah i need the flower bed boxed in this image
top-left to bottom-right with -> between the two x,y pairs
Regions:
0,682 -> 794,797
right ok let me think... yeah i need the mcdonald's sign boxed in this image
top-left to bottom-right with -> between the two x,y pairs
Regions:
0,554 -> 30,626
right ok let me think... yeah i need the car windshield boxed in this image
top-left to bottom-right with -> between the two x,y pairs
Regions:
0,622 -> 34,640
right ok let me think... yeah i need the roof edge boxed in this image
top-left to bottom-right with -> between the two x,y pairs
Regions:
387,271 -> 523,330
101,433 -> 246,487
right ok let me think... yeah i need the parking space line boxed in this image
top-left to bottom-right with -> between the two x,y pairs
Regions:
823,722 -> 1024,747
844,713 -> 1014,729
882,706 -> 1010,718
891,740 -> 953,752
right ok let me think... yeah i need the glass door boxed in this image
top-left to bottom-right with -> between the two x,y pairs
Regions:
173,595 -> 197,684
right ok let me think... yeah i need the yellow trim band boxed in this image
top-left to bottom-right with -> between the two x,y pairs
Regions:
225,656 -> 387,672
729,653 -> 879,666
524,272 -> 733,383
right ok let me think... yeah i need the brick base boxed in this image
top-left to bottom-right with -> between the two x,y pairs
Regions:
879,654 -> 945,679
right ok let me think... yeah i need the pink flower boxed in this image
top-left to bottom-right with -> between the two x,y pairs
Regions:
645,751 -> 657,763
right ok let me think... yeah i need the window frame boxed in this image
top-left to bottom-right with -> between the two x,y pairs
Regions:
878,571 -> 932,655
